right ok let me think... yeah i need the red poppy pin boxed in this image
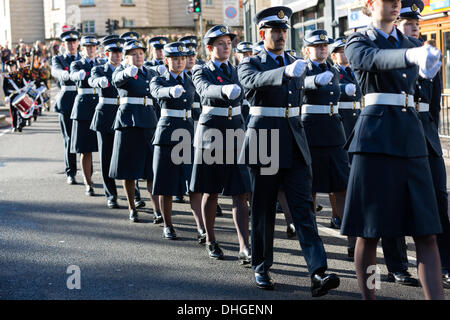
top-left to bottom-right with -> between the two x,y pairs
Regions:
217,76 -> 223,83
133,75 -> 138,80
86,72 -> 89,77
340,74 -> 343,79
64,67 -> 69,71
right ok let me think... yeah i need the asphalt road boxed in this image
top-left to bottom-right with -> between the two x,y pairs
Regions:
0,89 -> 449,301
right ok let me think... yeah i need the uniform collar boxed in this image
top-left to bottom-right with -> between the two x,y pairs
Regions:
373,25 -> 399,42
265,49 -> 286,65
170,71 -> 184,81
211,58 -> 230,70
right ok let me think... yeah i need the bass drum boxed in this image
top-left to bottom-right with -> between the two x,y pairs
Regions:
12,93 -> 34,119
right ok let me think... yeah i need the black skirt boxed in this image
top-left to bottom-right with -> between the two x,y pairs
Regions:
341,153 -> 443,238
109,127 -> 155,180
310,146 -> 350,193
189,147 -> 251,196
152,145 -> 193,196
70,119 -> 98,153
339,109 -> 361,139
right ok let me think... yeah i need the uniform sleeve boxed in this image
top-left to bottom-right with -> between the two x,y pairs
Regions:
304,75 -> 318,90
237,59 -> 285,89
88,66 -> 104,88
51,56 -> 66,81
69,61 -> 83,81
150,77 -> 172,99
192,66 -> 224,100
344,33 -> 410,72
430,70 -> 442,128
112,65 -> 132,88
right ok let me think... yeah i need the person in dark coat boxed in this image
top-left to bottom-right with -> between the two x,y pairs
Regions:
341,0 -> 444,299
150,42 -> 205,241
110,39 -> 162,223
51,31 -> 81,185
69,35 -> 103,196
190,25 -> 251,264
89,36 -> 126,209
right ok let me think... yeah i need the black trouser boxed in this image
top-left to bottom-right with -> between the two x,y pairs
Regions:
9,105 -> 24,129
382,154 -> 450,272
250,165 -> 328,277
58,112 -> 77,177
97,131 -> 117,201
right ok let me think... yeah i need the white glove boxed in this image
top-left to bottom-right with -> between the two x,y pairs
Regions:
314,71 -> 334,86
406,45 -> 441,71
169,85 -> 185,98
157,64 -> 167,75
62,70 -> 70,81
99,77 -> 109,88
221,84 -> 241,100
124,65 -> 138,78
419,60 -> 442,80
345,83 -> 356,96
284,59 -> 307,78
75,69 -> 86,81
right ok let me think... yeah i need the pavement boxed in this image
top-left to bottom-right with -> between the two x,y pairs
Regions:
0,89 -> 449,301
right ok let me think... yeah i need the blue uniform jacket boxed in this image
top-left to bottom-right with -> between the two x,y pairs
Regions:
150,71 -> 195,145
238,50 -> 312,167
51,53 -> 80,115
192,60 -> 244,150
344,24 -> 427,158
89,63 -> 120,133
69,57 -> 104,120
302,60 -> 345,147
333,64 -> 362,103
112,64 -> 158,130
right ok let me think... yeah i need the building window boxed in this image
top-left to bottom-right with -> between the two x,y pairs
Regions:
52,0 -> 59,10
205,0 -> 213,5
80,0 -> 95,5
123,18 -> 134,27
53,23 -> 60,37
82,20 -> 95,33
122,0 -> 133,4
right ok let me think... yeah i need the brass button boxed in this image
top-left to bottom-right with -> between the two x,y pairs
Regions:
330,92 -> 334,95
402,73 -> 407,78
418,86 -> 421,89
289,91 -> 292,94
183,99 -> 187,102
288,103 -> 292,107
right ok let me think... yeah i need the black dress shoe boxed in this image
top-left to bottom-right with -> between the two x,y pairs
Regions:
443,269 -> 450,289
286,223 -> 296,239
66,176 -> 77,185
107,199 -> 119,209
216,204 -> 223,217
316,204 -> 323,212
17,126 -> 22,132
153,211 -> 163,224
134,199 -> 146,208
330,217 -> 341,229
311,272 -> 340,297
173,195 -> 185,203
197,229 -> 206,244
238,248 -> 251,265
129,210 -> 139,223
276,202 -> 283,213
163,226 -> 177,240
206,241 -> 224,260
255,272 -> 274,290
85,185 -> 94,196
387,270 -> 419,287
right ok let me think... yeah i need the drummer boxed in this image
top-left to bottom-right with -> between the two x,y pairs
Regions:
69,35 -> 103,196
89,36 -> 126,209
3,59 -> 25,132
150,42 -> 205,240
110,39 -> 162,223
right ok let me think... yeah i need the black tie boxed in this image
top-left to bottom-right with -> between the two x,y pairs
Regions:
158,60 -> 163,65
220,63 -> 229,78
276,56 -> 284,67
139,68 -> 146,77
388,36 -> 397,47
345,67 -> 354,80
187,71 -> 192,78
89,60 -> 94,68
176,75 -> 183,85
319,63 -> 327,72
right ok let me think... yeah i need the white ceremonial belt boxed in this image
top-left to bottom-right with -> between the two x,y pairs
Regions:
301,104 -> 339,114
250,106 -> 300,118
202,106 -> 241,118
120,97 -> 153,106
416,102 -> 430,112
77,88 -> 96,95
99,97 -> 118,105
161,109 -> 192,119
193,102 -> 200,109
61,85 -> 76,91
338,101 -> 361,110
364,93 -> 415,108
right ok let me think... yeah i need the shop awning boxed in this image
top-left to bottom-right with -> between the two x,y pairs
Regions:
272,0 -> 319,12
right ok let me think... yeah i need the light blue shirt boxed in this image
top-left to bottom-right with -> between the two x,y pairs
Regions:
374,25 -> 399,47
310,60 -> 328,69
170,71 -> 184,83
212,58 -> 231,75
265,49 -> 288,66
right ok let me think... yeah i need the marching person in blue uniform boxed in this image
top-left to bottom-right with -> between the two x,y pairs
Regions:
191,25 -> 251,264
302,30 -> 351,236
179,35 -> 205,66
150,42 -> 205,240
341,0 -> 444,299
51,31 -> 81,185
110,39 -> 162,223
3,60 -> 24,133
235,41 -> 253,122
146,36 -> 169,67
120,31 -> 139,42
381,0 -> 450,290
252,41 -> 264,55
69,35 -> 103,196
183,40 -> 202,122
238,7 -> 340,296
89,36 -> 126,209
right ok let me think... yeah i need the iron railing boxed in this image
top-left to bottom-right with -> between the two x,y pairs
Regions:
440,93 -> 450,137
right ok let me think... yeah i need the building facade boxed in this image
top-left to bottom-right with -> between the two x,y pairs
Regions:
0,0 -> 45,47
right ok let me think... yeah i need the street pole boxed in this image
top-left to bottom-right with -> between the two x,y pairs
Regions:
199,12 -> 205,58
